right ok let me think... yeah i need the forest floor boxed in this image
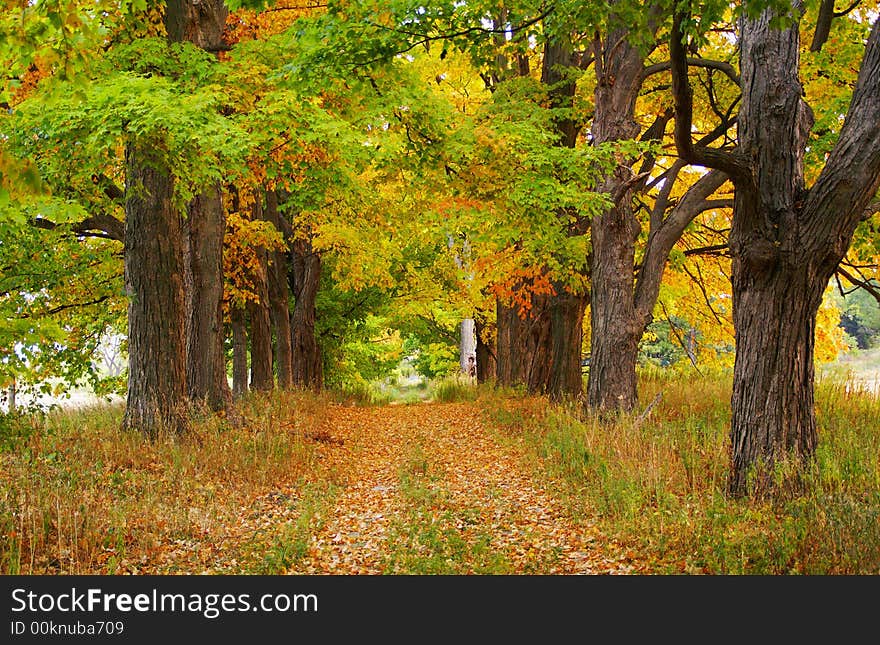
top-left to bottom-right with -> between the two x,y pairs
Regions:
153,402 -> 640,575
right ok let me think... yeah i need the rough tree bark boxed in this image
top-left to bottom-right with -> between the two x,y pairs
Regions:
290,236 -> 323,390
548,283 -> 587,397
586,26 -> 647,413
495,294 -> 552,392
541,40 -> 589,401
263,190 -> 294,389
185,189 -> 232,412
169,0 -> 232,415
247,196 -> 274,391
670,9 -> 880,496
122,143 -> 188,436
122,0 -> 231,435
474,314 -> 496,383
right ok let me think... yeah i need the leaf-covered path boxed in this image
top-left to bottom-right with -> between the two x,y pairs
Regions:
281,402 -> 635,574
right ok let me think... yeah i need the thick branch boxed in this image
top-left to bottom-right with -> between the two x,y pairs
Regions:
803,18 -> 880,259
810,0 -> 835,52
642,57 -> 741,86
811,0 -> 862,52
634,169 -> 730,321
32,212 -> 125,243
92,173 -> 124,203
670,12 -> 748,180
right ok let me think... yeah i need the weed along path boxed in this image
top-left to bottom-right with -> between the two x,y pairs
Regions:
284,402 -> 635,575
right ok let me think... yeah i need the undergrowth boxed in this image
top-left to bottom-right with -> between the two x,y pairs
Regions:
481,370 -> 880,574
4,372 -> 878,575
0,389 -> 326,574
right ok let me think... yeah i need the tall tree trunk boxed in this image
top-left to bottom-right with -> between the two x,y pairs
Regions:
460,318 -> 476,377
290,237 -> 323,390
670,10 -> 880,495
122,144 -> 188,437
495,299 -> 525,387
728,8 -> 863,495
185,189 -> 232,412
248,294 -> 273,391
122,0 -> 230,434
167,0 -> 232,415
541,39 -> 588,401
587,28 -> 646,413
729,260 -> 824,495
588,186 -> 641,412
248,198 -> 274,391
474,315 -> 496,383
548,286 -> 588,399
231,305 -> 248,399
263,190 -> 293,389
494,293 -> 552,392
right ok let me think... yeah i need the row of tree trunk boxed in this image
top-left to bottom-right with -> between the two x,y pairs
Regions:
122,1 -> 323,437
232,189 -> 323,397
476,5 -> 880,498
123,2 -> 880,500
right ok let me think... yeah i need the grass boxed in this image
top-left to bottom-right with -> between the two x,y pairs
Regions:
3,370 -> 879,575
430,374 -> 480,403
481,369 -> 880,574
0,389 -> 326,574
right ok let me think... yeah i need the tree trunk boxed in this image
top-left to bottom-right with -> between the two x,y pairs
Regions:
729,259 -> 824,496
459,318 -> 476,377
495,293 -> 552,393
248,296 -> 274,391
474,316 -> 496,383
264,190 -> 293,389
231,305 -> 248,399
548,286 -> 587,400
666,10 -> 880,496
290,237 -> 323,390
540,39 -> 588,401
122,143 -> 188,437
6,379 -> 15,413
588,187 -> 641,412
248,197 -> 274,391
165,0 -> 227,49
185,188 -> 232,412
587,28 -> 646,413
495,299 -> 525,387
170,1 -> 231,414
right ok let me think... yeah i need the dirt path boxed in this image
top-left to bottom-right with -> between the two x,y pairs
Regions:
285,402 -> 634,575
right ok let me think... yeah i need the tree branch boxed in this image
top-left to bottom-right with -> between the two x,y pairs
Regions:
32,213 -> 124,243
634,169 -> 729,323
642,56 -> 741,86
683,243 -> 729,257
837,265 -> 880,306
670,12 -> 748,180
803,18 -> 880,258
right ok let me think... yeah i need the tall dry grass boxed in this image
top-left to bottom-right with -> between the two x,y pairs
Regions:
0,389 -> 329,574
481,369 -> 880,574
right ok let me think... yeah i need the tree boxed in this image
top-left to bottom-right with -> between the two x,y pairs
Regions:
125,0 -> 235,435
670,4 -> 880,495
